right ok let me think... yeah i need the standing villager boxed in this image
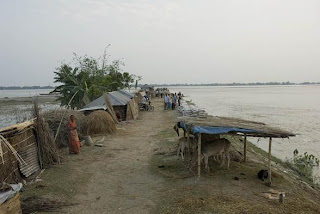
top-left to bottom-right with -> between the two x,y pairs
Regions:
164,94 -> 169,110
178,95 -> 181,106
168,94 -> 172,110
172,94 -> 176,110
67,115 -> 81,154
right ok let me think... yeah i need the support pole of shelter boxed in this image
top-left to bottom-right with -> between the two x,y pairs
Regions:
268,137 -> 272,185
243,135 -> 247,162
197,133 -> 202,179
187,131 -> 190,157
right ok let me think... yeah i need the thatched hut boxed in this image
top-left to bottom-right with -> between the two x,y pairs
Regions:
80,90 -> 139,121
140,85 -> 155,98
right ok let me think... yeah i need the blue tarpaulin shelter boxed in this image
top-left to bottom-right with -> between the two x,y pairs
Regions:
176,116 -> 295,181
177,116 -> 294,138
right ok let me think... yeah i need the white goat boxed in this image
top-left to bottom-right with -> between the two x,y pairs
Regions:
177,136 -> 195,160
201,138 -> 231,171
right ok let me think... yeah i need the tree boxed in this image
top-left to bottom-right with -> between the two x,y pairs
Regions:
52,49 -> 139,109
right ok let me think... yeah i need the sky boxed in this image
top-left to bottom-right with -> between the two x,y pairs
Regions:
0,0 -> 320,86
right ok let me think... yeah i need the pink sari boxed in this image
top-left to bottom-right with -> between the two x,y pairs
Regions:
67,120 -> 80,154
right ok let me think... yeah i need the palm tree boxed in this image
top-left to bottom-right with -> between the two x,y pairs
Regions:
52,64 -> 92,109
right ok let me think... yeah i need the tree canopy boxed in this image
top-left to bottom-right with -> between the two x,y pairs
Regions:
52,51 -> 139,109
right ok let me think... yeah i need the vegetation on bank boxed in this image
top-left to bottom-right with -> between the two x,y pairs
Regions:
51,48 -> 141,109
244,138 -> 320,188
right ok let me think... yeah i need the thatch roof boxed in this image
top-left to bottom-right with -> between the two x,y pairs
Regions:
177,116 -> 295,138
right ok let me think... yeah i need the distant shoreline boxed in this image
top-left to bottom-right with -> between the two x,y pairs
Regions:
0,86 -> 54,90
1,82 -> 320,90
150,82 -> 320,87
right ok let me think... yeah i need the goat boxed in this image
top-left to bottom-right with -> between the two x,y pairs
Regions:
257,169 -> 268,181
177,136 -> 196,160
201,138 -> 231,171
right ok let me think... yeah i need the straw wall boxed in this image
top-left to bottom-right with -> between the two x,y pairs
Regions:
126,99 -> 139,120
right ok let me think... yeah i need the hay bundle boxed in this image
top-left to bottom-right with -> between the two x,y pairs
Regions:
84,110 -> 116,136
42,110 -> 86,148
21,195 -> 76,214
32,99 -> 60,168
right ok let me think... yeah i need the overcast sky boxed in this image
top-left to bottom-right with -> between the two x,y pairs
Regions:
1,0 -> 320,86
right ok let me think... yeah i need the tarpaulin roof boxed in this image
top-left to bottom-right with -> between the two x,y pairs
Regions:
80,96 -> 106,112
118,90 -> 135,99
178,116 -> 295,138
80,91 -> 134,112
108,91 -> 132,106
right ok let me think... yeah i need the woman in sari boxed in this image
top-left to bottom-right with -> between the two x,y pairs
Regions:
67,115 -> 80,154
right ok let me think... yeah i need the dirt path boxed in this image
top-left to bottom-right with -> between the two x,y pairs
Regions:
64,99 -> 168,214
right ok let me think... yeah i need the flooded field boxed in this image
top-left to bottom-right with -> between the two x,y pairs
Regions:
0,95 -> 61,129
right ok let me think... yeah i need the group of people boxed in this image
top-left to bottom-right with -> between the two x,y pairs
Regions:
155,88 -> 169,98
163,92 -> 182,110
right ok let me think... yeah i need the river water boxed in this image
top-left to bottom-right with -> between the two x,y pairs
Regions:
0,89 -> 60,129
0,89 -> 52,98
170,85 -> 320,164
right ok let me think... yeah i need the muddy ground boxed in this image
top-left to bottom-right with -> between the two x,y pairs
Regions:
22,98 -> 320,214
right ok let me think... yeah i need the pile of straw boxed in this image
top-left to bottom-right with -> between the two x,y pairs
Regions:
84,110 -> 116,136
32,99 -> 60,168
21,196 -> 76,214
42,110 -> 86,148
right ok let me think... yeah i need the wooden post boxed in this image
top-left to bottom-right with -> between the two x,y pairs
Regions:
243,135 -> 247,162
197,133 -> 202,179
268,137 -> 272,185
187,131 -> 191,157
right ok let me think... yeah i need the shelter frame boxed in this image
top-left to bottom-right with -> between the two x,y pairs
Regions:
176,116 -> 295,184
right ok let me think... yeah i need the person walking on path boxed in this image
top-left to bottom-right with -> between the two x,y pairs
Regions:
67,115 -> 80,154
164,94 -> 169,110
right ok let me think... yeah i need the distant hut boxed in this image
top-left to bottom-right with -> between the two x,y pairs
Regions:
140,84 -> 155,98
140,84 -> 152,91
80,90 -> 139,121
134,90 -> 146,103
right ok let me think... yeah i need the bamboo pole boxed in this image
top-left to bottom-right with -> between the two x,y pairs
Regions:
197,133 -> 202,179
268,137 -> 272,185
187,131 -> 190,157
54,90 -> 79,142
244,135 -> 247,162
